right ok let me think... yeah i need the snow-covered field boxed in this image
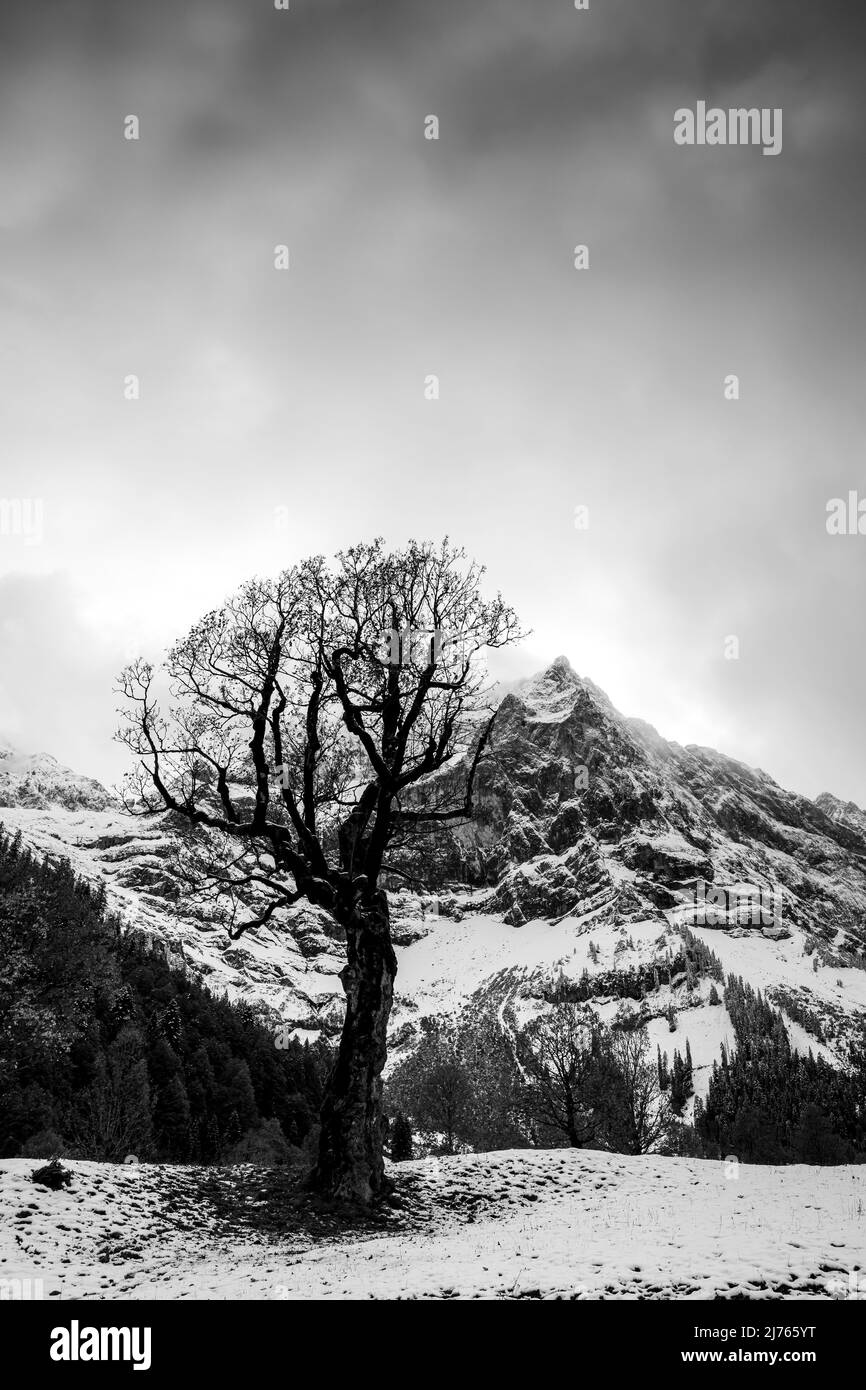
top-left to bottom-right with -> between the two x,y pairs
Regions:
2,1150 -> 863,1301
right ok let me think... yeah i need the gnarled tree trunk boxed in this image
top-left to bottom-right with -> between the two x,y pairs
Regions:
312,889 -> 397,1204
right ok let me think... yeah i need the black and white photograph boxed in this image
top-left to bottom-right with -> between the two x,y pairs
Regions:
1,0 -> 865,1361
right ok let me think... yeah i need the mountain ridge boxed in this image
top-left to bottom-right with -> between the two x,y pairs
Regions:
2,659 -> 865,1085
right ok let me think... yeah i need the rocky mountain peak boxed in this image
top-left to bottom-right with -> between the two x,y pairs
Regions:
547,653 -> 578,678
447,658 -> 866,971
817,789 -> 861,817
0,742 -> 114,812
513,655 -> 617,724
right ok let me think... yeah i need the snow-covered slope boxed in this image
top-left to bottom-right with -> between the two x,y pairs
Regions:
0,742 -> 111,812
0,796 -> 349,1034
2,658 -> 865,1077
1,1149 -> 863,1299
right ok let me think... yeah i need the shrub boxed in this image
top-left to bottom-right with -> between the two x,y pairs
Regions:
19,1129 -> 66,1159
224,1118 -> 293,1166
31,1157 -> 73,1190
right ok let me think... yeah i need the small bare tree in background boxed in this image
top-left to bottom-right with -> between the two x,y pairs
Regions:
517,1004 -> 673,1154
607,1026 -> 673,1155
517,1003 -> 610,1148
388,1018 -> 474,1156
116,538 -> 521,1204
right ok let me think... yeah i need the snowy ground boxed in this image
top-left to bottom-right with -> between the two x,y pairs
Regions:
2,1150 -> 863,1301
691,924 -> 866,1017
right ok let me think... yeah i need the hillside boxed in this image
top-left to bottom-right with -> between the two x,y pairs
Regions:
1,1149 -> 863,1299
2,658 -> 865,1099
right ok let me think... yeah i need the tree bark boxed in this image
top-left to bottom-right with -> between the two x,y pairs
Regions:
566,1099 -> 580,1148
311,890 -> 397,1205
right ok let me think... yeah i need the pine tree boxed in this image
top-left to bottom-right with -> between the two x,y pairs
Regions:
160,999 -> 183,1052
391,1112 -> 413,1161
792,1104 -> 846,1164
670,1052 -> 684,1111
0,827 -> 332,1164
657,1045 -> 670,1090
206,1114 -> 221,1163
153,1075 -> 191,1160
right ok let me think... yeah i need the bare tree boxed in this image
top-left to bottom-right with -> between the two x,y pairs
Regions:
116,538 -> 521,1203
607,1026 -> 673,1155
388,1019 -> 474,1155
516,1003 -> 612,1147
517,1006 -> 673,1155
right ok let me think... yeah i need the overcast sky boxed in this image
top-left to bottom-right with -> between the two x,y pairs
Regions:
1,0 -> 864,804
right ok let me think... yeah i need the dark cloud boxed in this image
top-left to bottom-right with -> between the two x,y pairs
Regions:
0,0 -> 863,803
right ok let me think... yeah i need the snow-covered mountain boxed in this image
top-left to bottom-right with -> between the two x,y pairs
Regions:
452,656 -> 866,954
0,741 -> 112,812
2,659 -> 866,1098
814,790 -> 866,840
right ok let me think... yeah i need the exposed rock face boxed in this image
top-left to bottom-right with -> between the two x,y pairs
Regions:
292,904 -> 347,959
489,855 -> 583,925
762,924 -> 791,941
441,657 -> 866,962
815,791 -> 866,839
621,833 -> 713,885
